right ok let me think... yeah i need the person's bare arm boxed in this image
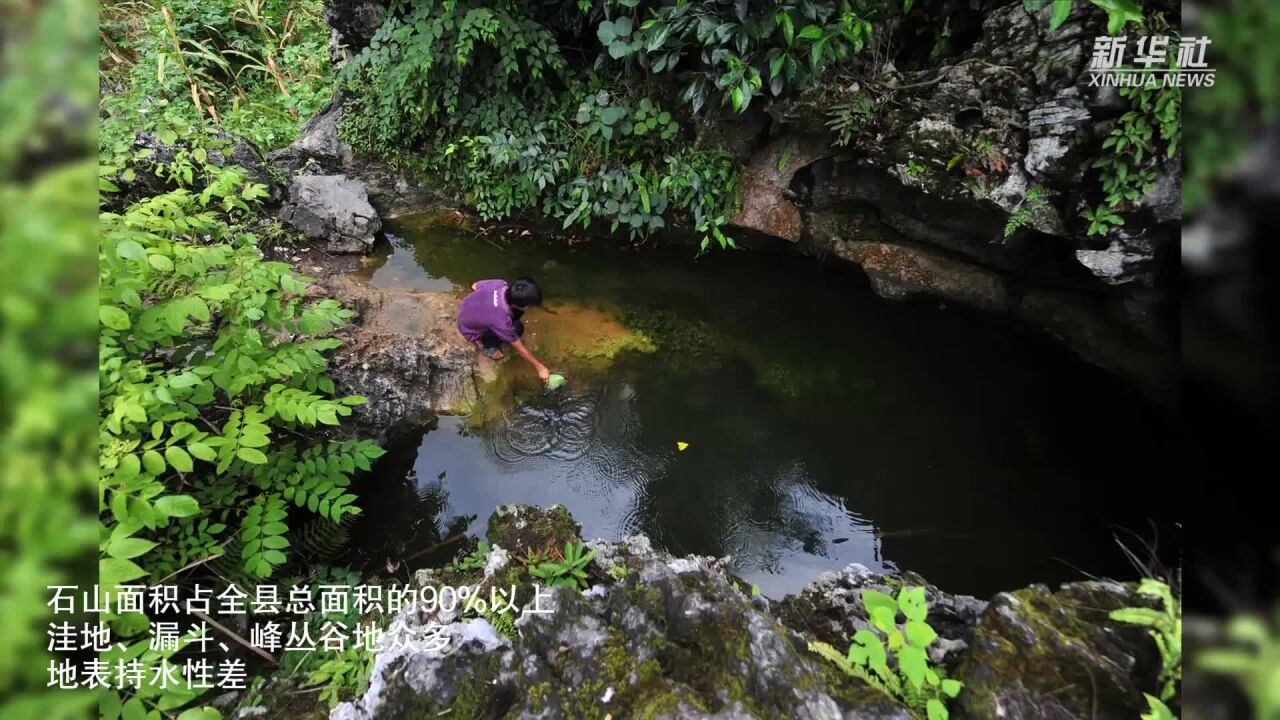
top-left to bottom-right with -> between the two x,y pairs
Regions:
509,338 -> 550,380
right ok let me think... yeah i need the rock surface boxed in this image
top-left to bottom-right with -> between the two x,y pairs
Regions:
319,275 -> 496,440
280,175 -> 382,253
727,1 -> 1177,400
270,102 -> 445,219
954,582 -> 1162,720
331,505 -> 1163,720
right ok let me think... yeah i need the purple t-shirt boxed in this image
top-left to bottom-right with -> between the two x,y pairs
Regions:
457,279 -> 519,343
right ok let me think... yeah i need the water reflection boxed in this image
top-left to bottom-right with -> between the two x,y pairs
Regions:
346,219 -> 1178,598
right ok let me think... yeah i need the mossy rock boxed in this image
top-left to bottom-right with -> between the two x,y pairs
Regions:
954,581 -> 1163,720
486,503 -> 582,556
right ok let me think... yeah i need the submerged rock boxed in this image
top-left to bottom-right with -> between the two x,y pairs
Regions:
332,505 -> 1161,720
280,175 -> 382,254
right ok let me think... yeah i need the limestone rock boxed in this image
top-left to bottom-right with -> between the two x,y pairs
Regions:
323,1 -> 386,63
269,102 -> 445,218
829,239 -> 1008,311
321,275 -> 494,440
280,175 -> 381,253
954,581 -> 1162,720
329,505 -> 1164,720
486,504 -> 582,556
775,564 -> 987,672
332,510 -> 914,720
730,136 -> 830,242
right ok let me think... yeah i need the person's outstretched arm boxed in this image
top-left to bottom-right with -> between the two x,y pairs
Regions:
509,338 -> 550,380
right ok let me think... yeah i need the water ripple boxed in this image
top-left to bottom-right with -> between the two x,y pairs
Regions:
487,388 -> 599,464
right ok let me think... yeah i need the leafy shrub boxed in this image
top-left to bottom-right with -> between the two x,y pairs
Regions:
337,1 -> 745,248
610,0 -> 877,112
809,586 -> 961,719
98,166 -> 383,714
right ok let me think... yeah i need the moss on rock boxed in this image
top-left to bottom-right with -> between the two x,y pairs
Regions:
955,581 -> 1162,720
486,503 -> 582,557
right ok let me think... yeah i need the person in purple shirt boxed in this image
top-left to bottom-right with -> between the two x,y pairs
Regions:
456,276 -> 551,381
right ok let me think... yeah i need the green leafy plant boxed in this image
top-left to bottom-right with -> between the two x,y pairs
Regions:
1025,0 -> 1143,34
1109,576 -> 1181,720
1003,186 -> 1052,237
1184,0 -> 1280,211
1083,204 -> 1124,236
98,165 -> 382,714
1110,577 -> 1182,702
452,540 -> 493,572
528,540 -> 597,589
809,586 -> 961,719
619,0 -> 879,113
306,645 -> 376,706
827,90 -> 875,146
337,2 -> 746,250
1198,611 -> 1280,720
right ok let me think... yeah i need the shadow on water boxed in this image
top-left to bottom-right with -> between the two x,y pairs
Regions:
344,214 -> 1179,598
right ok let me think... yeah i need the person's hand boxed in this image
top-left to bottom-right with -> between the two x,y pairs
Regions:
537,365 -> 550,381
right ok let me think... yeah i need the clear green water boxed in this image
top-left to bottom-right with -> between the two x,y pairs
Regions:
348,215 -> 1177,598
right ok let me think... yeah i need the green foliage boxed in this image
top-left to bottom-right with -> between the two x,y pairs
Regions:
338,1 -> 744,249
1184,0 -> 1280,211
98,630 -> 223,720
1,0 -> 99,714
615,0 -> 878,113
481,605 -> 519,639
452,540 -> 493,572
1083,204 -> 1124,236
1088,76 -> 1180,224
1132,694 -> 1177,720
306,645 -> 376,706
1039,6 -> 1180,235
1025,0 -> 1143,35
98,166 -> 382,714
1109,577 -> 1182,704
809,586 -> 961,719
100,0 -> 333,151
282,567 -> 378,707
337,0 -> 565,154
827,90 -> 876,146
1003,186 -> 1052,238
528,540 -> 598,589
1198,611 -> 1280,720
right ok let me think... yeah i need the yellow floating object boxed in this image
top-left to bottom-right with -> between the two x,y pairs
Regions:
676,442 -> 689,451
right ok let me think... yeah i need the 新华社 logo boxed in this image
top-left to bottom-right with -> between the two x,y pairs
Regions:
1088,35 -> 1215,88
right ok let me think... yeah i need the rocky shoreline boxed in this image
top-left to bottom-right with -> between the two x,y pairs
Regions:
324,504 -> 1161,720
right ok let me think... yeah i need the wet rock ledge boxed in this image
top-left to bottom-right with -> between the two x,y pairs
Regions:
332,505 -> 1161,720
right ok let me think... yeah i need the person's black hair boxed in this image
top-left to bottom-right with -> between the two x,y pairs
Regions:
507,276 -> 542,307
